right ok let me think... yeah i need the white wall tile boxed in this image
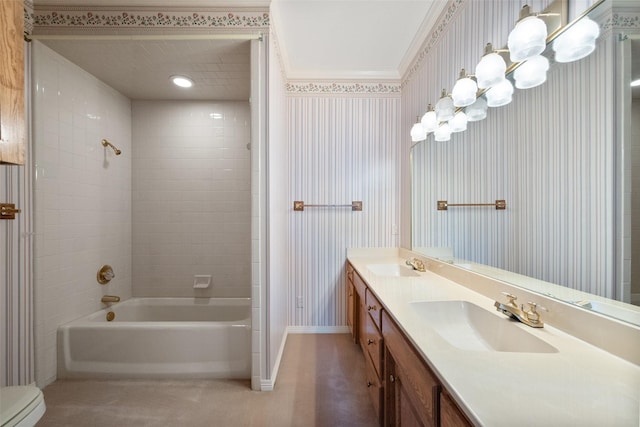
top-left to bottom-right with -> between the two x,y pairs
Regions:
132,100 -> 251,298
32,42 -> 132,387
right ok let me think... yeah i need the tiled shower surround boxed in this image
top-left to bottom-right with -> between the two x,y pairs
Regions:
132,101 -> 251,297
32,42 -> 133,386
32,42 -> 251,386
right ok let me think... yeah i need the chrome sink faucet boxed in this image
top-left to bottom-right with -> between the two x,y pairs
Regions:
406,257 -> 426,272
494,292 -> 547,328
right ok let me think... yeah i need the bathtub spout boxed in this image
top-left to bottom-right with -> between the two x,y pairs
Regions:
101,295 -> 120,303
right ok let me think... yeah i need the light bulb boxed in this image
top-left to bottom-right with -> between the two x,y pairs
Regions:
448,112 -> 468,133
410,116 -> 427,142
552,17 -> 600,63
451,69 -> 478,107
476,43 -> 507,89
508,13 -> 547,62
465,97 -> 488,122
514,55 -> 550,89
434,123 -> 451,142
171,75 -> 194,88
486,79 -> 514,107
421,104 -> 438,133
435,89 -> 454,122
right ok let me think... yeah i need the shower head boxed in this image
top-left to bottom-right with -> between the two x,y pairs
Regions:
101,139 -> 122,156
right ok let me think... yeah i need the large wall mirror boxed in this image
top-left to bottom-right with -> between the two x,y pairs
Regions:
411,0 -> 640,326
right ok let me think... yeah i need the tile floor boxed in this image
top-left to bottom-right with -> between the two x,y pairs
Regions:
37,334 -> 378,427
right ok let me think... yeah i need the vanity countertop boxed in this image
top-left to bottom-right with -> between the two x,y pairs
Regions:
347,248 -> 640,426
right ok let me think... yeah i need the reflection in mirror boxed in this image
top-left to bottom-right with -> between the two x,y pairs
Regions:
410,0 -> 640,326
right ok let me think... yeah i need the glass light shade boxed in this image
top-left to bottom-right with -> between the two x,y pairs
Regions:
435,91 -> 454,122
552,17 -> 600,63
452,76 -> 478,107
434,123 -> 451,142
448,112 -> 468,133
465,97 -> 488,122
514,55 -> 550,89
410,119 -> 427,142
476,52 -> 507,89
486,79 -> 514,107
508,16 -> 548,62
421,105 -> 438,132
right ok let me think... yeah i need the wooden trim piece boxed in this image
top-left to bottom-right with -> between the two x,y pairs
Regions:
0,0 -> 25,165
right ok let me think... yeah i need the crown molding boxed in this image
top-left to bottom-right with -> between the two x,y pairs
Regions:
401,0 -> 465,88
29,5 -> 269,35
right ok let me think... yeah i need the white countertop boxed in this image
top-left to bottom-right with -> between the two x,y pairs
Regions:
347,250 -> 640,426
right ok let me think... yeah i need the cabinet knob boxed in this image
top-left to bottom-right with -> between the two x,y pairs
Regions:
367,381 -> 373,388
367,305 -> 377,312
367,338 -> 374,345
389,374 -> 396,383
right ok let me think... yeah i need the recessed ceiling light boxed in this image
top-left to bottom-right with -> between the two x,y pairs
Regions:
631,78 -> 640,88
171,75 -> 194,88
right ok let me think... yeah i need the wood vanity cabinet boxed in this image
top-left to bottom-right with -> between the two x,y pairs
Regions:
0,0 -> 25,165
348,263 -> 384,424
346,262 -> 473,427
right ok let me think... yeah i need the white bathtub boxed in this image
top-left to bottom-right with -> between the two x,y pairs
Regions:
57,298 -> 251,379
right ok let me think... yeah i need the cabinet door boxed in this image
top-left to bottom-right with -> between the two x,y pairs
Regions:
347,281 -> 356,342
440,391 -> 472,427
382,312 -> 439,427
385,348 -> 432,427
0,0 -> 25,165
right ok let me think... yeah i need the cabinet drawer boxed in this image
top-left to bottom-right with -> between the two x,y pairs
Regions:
382,311 -> 440,427
365,289 -> 382,330
364,355 -> 384,424
362,307 -> 383,379
353,269 -> 367,300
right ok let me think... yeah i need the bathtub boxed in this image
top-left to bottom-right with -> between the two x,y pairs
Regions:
57,298 -> 251,379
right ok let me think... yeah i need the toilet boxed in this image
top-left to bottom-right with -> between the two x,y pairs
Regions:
0,386 -> 46,427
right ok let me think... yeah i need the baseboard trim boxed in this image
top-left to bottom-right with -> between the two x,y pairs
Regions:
260,325 -> 350,390
261,328 -> 289,391
286,326 -> 350,334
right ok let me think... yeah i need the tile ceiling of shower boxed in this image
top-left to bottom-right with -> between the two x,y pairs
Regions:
35,0 -> 450,88
41,38 -> 251,101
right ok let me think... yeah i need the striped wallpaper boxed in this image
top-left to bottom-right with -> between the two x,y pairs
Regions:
286,96 -> 401,327
405,0 -> 620,298
1,42 -> 34,386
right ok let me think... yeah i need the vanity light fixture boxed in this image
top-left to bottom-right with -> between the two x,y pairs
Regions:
435,89 -> 455,122
421,104 -> 438,133
410,116 -> 427,142
514,55 -> 550,89
508,5 -> 548,62
485,79 -> 514,107
475,43 -> 507,89
632,79 -> 640,87
451,69 -> 478,107
171,75 -> 194,88
552,16 -> 600,63
448,111 -> 468,133
465,96 -> 488,122
434,123 -> 452,142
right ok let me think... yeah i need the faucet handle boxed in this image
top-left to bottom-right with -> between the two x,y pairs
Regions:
525,302 -> 547,324
501,292 -> 518,307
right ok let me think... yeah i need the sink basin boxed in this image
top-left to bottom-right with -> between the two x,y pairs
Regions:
367,263 -> 420,277
409,300 -> 558,353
